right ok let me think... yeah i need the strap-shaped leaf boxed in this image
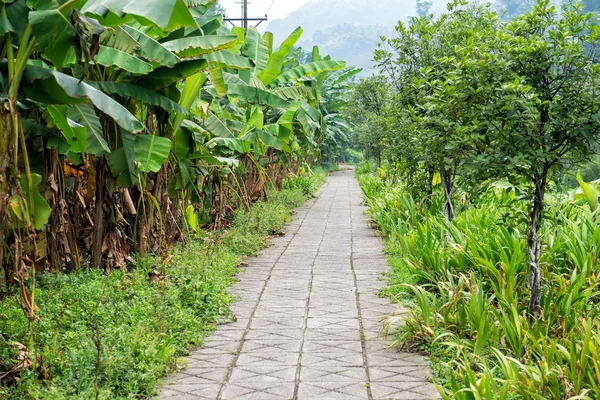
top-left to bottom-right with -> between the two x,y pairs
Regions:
162,35 -> 239,58
89,81 -> 186,113
47,105 -> 87,154
122,25 -> 180,68
208,65 -> 226,96
258,27 -> 303,85
227,26 -> 245,54
101,26 -> 139,54
273,86 -> 315,101
326,66 -> 363,87
23,65 -> 144,132
203,112 -> 234,138
258,127 -> 283,150
67,104 -> 111,157
202,51 -> 253,70
135,60 -> 208,91
107,130 -> 137,187
226,84 -> 291,108
271,60 -> 346,86
29,10 -> 76,69
82,0 -> 197,31
95,46 -> 152,74
241,27 -> 268,75
206,137 -> 251,154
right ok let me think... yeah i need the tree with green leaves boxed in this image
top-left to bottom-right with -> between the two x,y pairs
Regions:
467,0 -> 600,318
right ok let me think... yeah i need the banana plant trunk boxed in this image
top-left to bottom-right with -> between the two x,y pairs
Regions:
0,104 -> 14,291
527,172 -> 547,321
90,157 -> 106,268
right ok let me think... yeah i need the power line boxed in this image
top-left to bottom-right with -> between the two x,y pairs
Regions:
265,0 -> 276,16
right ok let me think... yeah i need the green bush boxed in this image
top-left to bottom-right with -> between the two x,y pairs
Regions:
343,148 -> 365,164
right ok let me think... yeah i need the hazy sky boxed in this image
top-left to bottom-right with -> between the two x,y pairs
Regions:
221,0 -> 313,21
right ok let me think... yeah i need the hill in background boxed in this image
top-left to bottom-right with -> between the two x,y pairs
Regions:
265,0 -> 449,75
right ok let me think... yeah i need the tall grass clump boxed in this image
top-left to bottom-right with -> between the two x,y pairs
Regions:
357,166 -> 600,399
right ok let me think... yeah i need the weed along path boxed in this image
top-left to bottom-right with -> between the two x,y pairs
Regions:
159,170 -> 438,400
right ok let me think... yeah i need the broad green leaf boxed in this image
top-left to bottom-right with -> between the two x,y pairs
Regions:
29,10 -> 76,69
241,27 -> 268,74
246,106 -> 264,129
67,104 -> 111,157
227,26 -> 245,54
186,205 -> 198,232
122,25 -> 180,68
134,135 -> 171,173
208,65 -> 226,96
202,51 -> 253,70
273,86 -> 314,101
277,104 -> 300,127
95,46 -> 152,74
19,174 -> 52,230
577,172 -> 598,212
223,72 -> 248,86
82,0 -> 198,31
135,60 -> 208,91
162,35 -> 239,58
327,66 -> 363,87
0,13 -> 15,35
263,31 -> 274,55
311,45 -> 321,62
226,84 -> 291,108
89,81 -> 186,113
196,15 -> 221,35
206,137 -> 251,154
258,27 -> 303,85
107,130 -> 137,187
6,0 -> 29,37
258,128 -> 283,150
271,60 -> 345,86
188,153 -> 239,167
23,66 -> 144,132
203,112 -> 234,138
26,0 -> 58,10
101,26 -> 139,54
171,72 -> 207,136
47,105 -> 87,154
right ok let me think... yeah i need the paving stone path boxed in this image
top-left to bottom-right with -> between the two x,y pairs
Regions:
159,170 -> 438,400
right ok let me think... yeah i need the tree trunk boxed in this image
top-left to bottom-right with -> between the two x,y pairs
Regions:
527,172 -> 547,320
427,166 -> 435,199
441,168 -> 454,223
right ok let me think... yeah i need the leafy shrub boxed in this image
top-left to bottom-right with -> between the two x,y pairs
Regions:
343,148 -> 365,164
359,168 -> 600,399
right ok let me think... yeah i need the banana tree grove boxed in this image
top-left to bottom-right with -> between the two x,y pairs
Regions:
0,0 -> 360,317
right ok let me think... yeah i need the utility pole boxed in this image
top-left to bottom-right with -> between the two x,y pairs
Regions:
225,0 -> 268,30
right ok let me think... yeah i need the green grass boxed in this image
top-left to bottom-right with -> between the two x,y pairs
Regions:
0,169 -> 328,399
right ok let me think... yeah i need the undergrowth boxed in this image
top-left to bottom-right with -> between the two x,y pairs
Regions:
0,168 -> 327,399
357,163 -> 600,399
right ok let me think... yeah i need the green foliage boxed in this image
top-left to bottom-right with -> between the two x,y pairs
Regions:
358,167 -> 600,398
0,180 -> 322,399
343,148 -> 364,165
